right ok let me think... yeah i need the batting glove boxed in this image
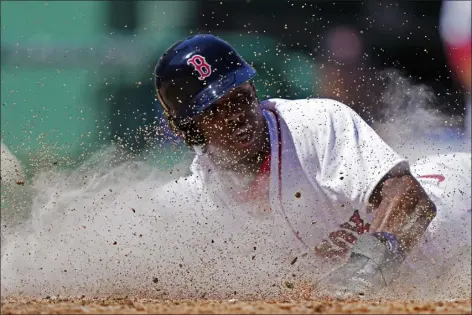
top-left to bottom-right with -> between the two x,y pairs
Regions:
314,232 -> 405,300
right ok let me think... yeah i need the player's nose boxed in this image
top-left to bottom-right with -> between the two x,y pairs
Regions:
225,111 -> 245,126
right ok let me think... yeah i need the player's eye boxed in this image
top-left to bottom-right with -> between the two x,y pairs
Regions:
207,105 -> 221,117
231,96 -> 246,105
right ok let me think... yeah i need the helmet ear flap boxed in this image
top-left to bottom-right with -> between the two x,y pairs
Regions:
166,114 -> 206,147
180,120 -> 206,147
158,94 -> 206,148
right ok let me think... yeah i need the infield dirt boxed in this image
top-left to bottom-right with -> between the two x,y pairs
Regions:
2,297 -> 472,314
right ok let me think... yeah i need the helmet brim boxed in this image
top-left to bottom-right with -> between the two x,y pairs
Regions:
174,64 -> 257,124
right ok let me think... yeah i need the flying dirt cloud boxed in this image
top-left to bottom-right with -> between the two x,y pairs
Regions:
1,71 -> 470,301
372,69 -> 470,160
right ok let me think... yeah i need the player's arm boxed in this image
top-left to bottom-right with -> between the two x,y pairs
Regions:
367,168 -> 437,255
333,168 -> 438,295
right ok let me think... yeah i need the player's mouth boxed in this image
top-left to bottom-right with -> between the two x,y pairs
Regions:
232,125 -> 255,148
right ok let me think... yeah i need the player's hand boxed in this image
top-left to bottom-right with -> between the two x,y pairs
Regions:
313,232 -> 404,300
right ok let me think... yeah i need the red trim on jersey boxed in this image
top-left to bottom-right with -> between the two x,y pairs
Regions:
417,174 -> 446,183
259,153 -> 272,175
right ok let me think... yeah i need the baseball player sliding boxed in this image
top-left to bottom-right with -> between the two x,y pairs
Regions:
154,34 -> 471,298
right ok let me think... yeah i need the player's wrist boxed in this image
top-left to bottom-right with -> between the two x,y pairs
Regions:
370,231 -> 405,259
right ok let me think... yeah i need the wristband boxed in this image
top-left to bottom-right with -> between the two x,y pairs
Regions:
371,231 -> 405,259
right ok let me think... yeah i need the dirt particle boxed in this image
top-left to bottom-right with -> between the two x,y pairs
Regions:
131,208 -> 136,213
290,257 -> 298,265
112,241 -> 117,245
152,277 -> 159,284
284,281 -> 294,289
16,181 -> 25,186
295,191 -> 301,198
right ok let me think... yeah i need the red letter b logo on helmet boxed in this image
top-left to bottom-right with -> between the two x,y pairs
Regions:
187,55 -> 212,80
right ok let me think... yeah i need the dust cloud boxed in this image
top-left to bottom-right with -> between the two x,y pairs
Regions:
1,71 -> 470,301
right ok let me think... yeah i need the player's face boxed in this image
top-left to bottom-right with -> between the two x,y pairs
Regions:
195,82 -> 267,166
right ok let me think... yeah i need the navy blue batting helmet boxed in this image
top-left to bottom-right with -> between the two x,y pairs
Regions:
154,34 -> 257,146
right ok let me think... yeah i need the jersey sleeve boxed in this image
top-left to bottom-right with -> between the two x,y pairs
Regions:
299,100 -> 409,209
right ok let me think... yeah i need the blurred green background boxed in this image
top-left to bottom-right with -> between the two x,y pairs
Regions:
2,0 -> 467,181
1,1 -> 317,178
